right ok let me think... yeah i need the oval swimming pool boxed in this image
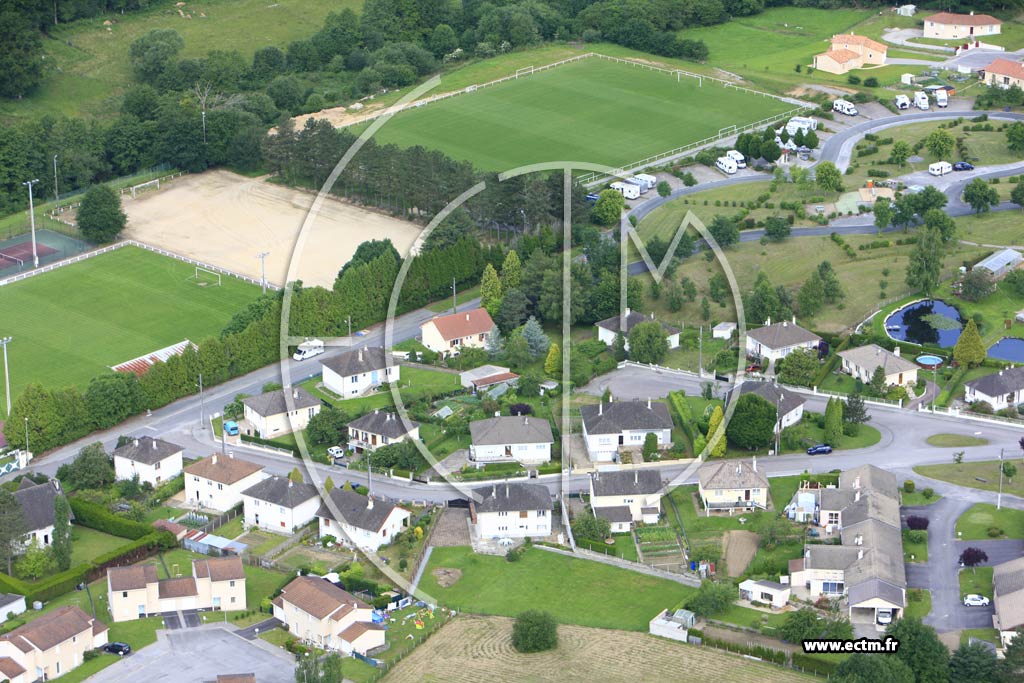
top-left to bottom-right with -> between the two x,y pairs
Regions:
916,355 -> 943,369
988,337 -> 1024,363
884,299 -> 965,348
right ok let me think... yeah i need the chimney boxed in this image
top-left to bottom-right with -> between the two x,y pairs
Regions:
134,438 -> 140,447
229,453 -> 234,459
212,454 -> 218,465
367,495 -> 374,510
505,483 -> 509,497
288,480 -> 293,488
494,411 -> 500,417
893,346 -> 900,357
857,548 -> 864,560
599,403 -> 603,416
792,315 -> 796,324
152,439 -> 157,450
765,317 -> 771,326
624,307 -> 631,316
524,417 -> 529,425
855,489 -> 861,502
752,456 -> 757,472
358,349 -> 363,362
782,321 -> 788,328
805,549 -> 811,559
465,313 -> 470,321
292,388 -> 298,399
855,534 -> 863,546
634,470 -> 638,484
492,483 -> 497,496
647,398 -> 652,409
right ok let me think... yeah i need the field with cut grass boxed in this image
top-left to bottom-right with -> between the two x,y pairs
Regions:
381,614 -> 816,683
956,503 -> 1024,540
1,0 -> 363,123
364,57 -> 795,171
915,459 -> 1024,500
0,246 -> 259,404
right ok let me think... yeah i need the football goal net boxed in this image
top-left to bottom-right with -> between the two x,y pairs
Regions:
188,266 -> 222,287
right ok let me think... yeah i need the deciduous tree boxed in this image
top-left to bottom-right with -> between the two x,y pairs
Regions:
834,653 -> 914,683
726,393 -> 776,449
924,128 -> 954,159
776,349 -> 818,387
890,140 -> 911,167
0,489 -> 25,575
543,343 -> 560,376
905,226 -> 943,295
885,617 -> 950,683
815,161 -> 842,192
964,178 -> 1000,213
627,321 -> 669,364
706,405 -> 725,457
77,185 -> 127,244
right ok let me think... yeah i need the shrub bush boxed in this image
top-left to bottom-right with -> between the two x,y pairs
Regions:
906,515 -> 929,530
904,480 -> 915,493
987,526 -> 1004,538
512,610 -> 558,653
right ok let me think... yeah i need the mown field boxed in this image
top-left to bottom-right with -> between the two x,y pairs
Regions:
381,615 -> 817,683
365,57 -> 795,171
0,246 -> 259,402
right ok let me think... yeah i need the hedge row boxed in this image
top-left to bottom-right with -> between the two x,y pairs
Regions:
791,652 -> 839,676
69,498 -> 153,539
698,633 -> 787,665
668,391 -> 697,446
814,335 -> 852,387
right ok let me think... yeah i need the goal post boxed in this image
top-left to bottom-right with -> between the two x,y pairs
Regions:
189,266 -> 222,287
124,178 -> 160,199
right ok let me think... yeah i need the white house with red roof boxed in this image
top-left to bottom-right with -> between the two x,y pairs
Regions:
420,308 -> 495,357
924,11 -> 1001,40
984,58 -> 1024,90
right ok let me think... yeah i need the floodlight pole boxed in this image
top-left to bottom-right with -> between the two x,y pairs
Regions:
257,252 -> 269,294
197,374 -> 205,428
0,337 -> 11,416
53,155 -> 59,212
22,179 -> 40,268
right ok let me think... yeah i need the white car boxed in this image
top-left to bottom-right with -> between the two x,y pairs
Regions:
963,594 -> 990,607
876,608 -> 894,625
327,446 -> 345,458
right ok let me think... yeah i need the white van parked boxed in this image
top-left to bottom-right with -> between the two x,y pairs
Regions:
914,91 -> 930,110
935,90 -> 948,108
610,181 -> 640,200
894,95 -> 911,110
716,156 -> 738,175
725,150 -> 746,168
928,161 -> 952,176
633,173 -> 658,190
833,99 -> 858,116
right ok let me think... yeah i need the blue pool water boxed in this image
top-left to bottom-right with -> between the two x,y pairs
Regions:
884,300 -> 965,348
916,355 -> 943,368
988,337 -> 1024,363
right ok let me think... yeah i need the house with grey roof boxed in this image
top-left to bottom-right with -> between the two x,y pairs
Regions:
595,308 -> 680,351
0,594 -> 25,625
698,459 -> 769,513
993,556 -> 1024,647
469,415 -> 554,466
316,488 -> 411,552
726,381 -> 806,433
589,470 -> 663,532
470,482 -> 552,539
320,347 -> 400,399
241,387 -> 321,439
838,344 -> 918,388
242,476 -> 321,534
964,366 -> 1024,411
789,464 -> 905,626
975,248 -> 1022,279
112,437 -> 184,487
14,479 -> 68,550
745,317 -> 821,365
346,410 -> 420,454
580,399 -> 673,462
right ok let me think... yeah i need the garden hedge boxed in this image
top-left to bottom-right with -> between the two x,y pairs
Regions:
69,498 -> 152,539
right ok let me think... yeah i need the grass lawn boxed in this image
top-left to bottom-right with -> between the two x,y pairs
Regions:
236,529 -> 284,556
614,534 -> 640,562
955,504 -> 1024,540
108,616 -> 165,649
904,588 -> 932,621
143,505 -> 187,524
956,211 -> 1024,249
914,460 -> 1024,500
900,489 -> 942,506
959,566 -> 994,601
666,485 -> 774,545
364,57 -> 793,171
926,434 -> 990,448
960,628 -> 1001,647
47,654 -> 122,683
0,246 -> 259,403
716,604 -> 788,633
903,530 -> 928,563
213,516 -> 245,540
301,365 -> 462,417
69,527 -> 131,567
421,546 -> 694,631
1,0 -> 363,123
933,277 -> 1024,349
259,627 -> 294,648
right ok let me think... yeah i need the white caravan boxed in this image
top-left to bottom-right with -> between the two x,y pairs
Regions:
716,157 -> 738,175
725,150 -> 746,168
610,181 -> 640,200
914,91 -> 930,110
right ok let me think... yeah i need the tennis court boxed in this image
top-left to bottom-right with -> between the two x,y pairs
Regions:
0,230 -> 90,279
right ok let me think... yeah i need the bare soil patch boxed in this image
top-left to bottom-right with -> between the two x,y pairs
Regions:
432,567 -> 462,588
723,530 -> 761,578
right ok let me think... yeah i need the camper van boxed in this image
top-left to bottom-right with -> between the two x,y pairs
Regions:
725,150 -> 746,168
782,116 -> 818,137
935,89 -> 948,108
610,181 -> 640,200
624,177 -> 648,194
833,99 -> 858,116
292,338 -> 325,361
914,91 -> 930,110
894,95 -> 911,110
715,156 -> 738,175
633,173 -> 658,190
928,161 -> 952,177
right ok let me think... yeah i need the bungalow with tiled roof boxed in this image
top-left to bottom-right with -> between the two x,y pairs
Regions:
698,459 -> 769,514
984,58 -> 1024,90
241,387 -> 321,439
0,605 -> 108,682
106,556 -> 246,622
838,344 -> 918,388
14,479 -> 68,550
813,34 -> 887,74
580,399 -> 673,462
420,308 -> 495,358
272,575 -> 385,655
594,308 -> 680,351
746,318 -> 821,365
321,347 -> 400,399
316,488 -> 411,551
924,11 -> 1001,40
241,476 -> 321,534
469,415 -> 554,466
185,453 -> 266,511
346,410 -> 420,454
964,366 -> 1024,411
589,470 -> 663,532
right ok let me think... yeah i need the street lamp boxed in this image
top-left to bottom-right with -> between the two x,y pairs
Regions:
196,374 -> 205,428
53,155 -> 59,212
22,179 -> 40,268
998,448 -> 1005,510
256,252 -> 269,295
23,417 -> 28,454
0,337 -> 11,416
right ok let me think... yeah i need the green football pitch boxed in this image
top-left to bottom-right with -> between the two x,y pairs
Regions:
0,246 -> 260,403
366,57 -> 796,171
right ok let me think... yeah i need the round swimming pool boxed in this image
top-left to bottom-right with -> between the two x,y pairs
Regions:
988,337 -> 1024,363
916,355 -> 943,369
884,299 -> 964,348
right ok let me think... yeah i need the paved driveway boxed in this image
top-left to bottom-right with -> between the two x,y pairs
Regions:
88,625 -> 294,683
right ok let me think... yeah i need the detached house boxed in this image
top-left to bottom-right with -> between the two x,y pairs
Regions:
726,381 -> 806,432
420,308 -> 494,358
594,308 -> 680,351
321,347 -> 400,399
580,399 -> 673,462
242,476 -> 321,534
241,387 -> 321,439
983,58 -> 1024,90
589,470 -> 663,532
469,415 -> 554,466
470,482 -> 552,539
317,488 -> 411,551
185,454 -> 266,512
924,11 -> 1001,40
14,479 -> 67,549
993,556 -> 1024,647
964,367 -> 1024,411
346,410 -> 420,454
698,459 -> 769,514
112,437 -> 184,486
0,606 -> 108,683
107,556 -> 246,622
838,344 -> 918,388
273,576 -> 385,655
746,318 -> 821,365
813,34 -> 887,75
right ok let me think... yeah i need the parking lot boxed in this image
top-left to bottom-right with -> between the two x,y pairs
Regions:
88,625 -> 294,683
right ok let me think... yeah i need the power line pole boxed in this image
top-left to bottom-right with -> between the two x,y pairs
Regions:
998,447 -> 1004,510
698,325 -> 703,377
53,155 -> 59,212
24,417 -> 29,454
451,277 -> 457,313
22,179 -> 40,268
257,252 -> 269,294
196,374 -> 204,428
346,315 -> 352,338
0,337 -> 11,416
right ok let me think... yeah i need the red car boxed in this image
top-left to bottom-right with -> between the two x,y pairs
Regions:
746,364 -> 761,373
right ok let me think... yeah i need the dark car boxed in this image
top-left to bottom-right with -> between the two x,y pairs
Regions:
806,444 -> 833,455
953,161 -> 974,171
103,642 -> 131,656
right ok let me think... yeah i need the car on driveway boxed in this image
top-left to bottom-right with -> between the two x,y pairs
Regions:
327,446 -> 344,458
103,642 -> 131,656
953,161 -> 974,171
963,594 -> 990,607
806,444 -> 833,455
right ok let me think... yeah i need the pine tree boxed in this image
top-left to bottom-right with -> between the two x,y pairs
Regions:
480,263 -> 503,316
706,405 -> 726,457
288,467 -> 304,483
544,343 -> 561,376
824,397 -> 844,447
0,489 -> 26,575
501,250 -> 522,291
51,495 -> 72,572
953,319 -> 986,368
324,477 -> 335,492
521,316 -> 550,358
869,365 -> 888,396
611,332 -> 627,361
843,393 -> 870,435
486,326 -> 505,357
